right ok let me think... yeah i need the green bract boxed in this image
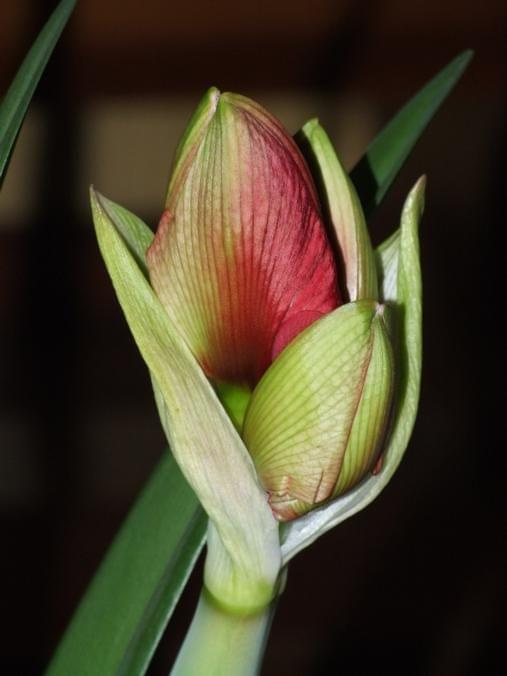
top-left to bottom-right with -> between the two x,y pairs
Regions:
91,190 -> 281,613
281,177 -> 424,562
297,119 -> 378,301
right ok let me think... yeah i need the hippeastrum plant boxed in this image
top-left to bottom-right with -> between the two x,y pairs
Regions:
90,86 -> 423,674
47,51 -> 471,676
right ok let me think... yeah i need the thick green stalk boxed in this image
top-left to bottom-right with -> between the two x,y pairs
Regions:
170,590 -> 276,676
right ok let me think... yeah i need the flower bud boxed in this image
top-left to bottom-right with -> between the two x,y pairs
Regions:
91,88 -> 424,598
146,90 -> 398,523
147,88 -> 341,389
243,299 -> 394,520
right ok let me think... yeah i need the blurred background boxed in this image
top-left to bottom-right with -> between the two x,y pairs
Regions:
1,1 -> 505,674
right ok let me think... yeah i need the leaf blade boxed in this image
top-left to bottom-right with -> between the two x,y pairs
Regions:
46,452 -> 207,676
350,50 -> 472,218
0,0 -> 77,182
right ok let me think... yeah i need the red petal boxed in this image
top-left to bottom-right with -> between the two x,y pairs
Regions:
147,91 -> 341,387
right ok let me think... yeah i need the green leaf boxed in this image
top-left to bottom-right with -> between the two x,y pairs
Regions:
350,50 -> 472,218
91,190 -> 280,612
281,177 -> 425,563
46,452 -> 207,676
0,0 -> 77,183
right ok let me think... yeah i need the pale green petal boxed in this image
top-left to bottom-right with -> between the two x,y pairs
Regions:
281,177 -> 425,561
389,176 -> 424,450
298,119 -> 378,301
332,306 -> 394,496
91,189 -> 280,611
376,228 -> 400,303
244,300 -> 393,521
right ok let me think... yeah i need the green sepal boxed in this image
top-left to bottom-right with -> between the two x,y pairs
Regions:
91,189 -> 280,611
280,176 -> 425,561
297,119 -> 378,301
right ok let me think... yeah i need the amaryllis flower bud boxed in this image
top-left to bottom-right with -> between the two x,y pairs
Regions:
244,300 -> 394,520
147,88 -> 394,521
90,86 -> 424,606
147,88 -> 341,389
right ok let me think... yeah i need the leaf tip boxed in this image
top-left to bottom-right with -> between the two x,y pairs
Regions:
446,49 -> 474,83
457,48 -> 475,67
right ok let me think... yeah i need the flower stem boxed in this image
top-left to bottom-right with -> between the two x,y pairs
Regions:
170,589 -> 276,676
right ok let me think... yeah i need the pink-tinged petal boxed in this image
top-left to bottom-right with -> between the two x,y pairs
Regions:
147,90 -> 341,387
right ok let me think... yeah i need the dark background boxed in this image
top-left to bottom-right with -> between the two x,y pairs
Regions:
1,1 -> 505,674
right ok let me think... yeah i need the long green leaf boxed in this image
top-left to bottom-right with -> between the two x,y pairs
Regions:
350,50 -> 473,218
0,0 -> 77,183
46,452 -> 207,676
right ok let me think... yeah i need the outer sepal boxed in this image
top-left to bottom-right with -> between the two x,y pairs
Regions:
244,299 -> 394,521
280,176 -> 425,560
297,119 -> 378,302
90,189 -> 281,612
